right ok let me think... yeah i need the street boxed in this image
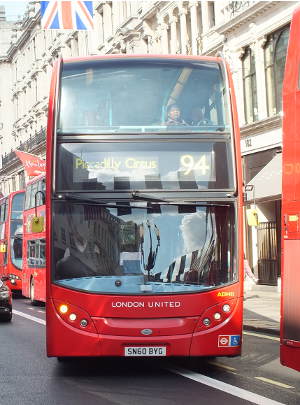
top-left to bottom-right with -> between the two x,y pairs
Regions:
0,297 -> 299,405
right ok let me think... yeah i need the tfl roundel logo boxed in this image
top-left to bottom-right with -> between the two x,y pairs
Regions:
218,335 -> 241,347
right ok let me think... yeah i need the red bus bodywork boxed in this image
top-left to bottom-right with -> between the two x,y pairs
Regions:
0,190 -> 25,292
281,6 -> 300,372
46,55 -> 244,358
22,175 -> 46,304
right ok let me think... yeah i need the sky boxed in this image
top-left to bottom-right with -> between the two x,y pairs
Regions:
0,1 -> 28,21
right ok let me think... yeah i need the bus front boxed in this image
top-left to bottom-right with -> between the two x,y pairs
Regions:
46,56 -> 243,358
5,191 -> 24,292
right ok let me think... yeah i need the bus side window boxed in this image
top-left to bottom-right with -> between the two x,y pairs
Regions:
28,240 -> 36,267
30,182 -> 38,209
25,185 -> 32,210
41,178 -> 46,193
36,180 -> 45,206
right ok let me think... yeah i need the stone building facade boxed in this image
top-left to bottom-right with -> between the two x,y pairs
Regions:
0,1 -> 299,284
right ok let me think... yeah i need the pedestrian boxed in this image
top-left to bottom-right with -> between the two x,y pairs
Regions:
244,255 -> 258,284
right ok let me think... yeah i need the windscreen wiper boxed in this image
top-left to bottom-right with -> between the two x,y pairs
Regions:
55,193 -> 164,209
55,193 -> 231,208
131,191 -> 168,203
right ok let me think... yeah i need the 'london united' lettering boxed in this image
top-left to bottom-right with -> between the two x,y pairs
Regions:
112,301 -> 181,308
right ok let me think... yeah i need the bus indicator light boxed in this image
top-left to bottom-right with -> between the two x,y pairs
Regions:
203,318 -> 211,326
59,304 -> 69,314
53,299 -> 97,333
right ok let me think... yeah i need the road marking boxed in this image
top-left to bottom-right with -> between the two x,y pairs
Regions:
38,310 -> 45,313
207,360 -> 236,371
255,377 -> 294,389
244,331 -> 280,342
169,367 -> 285,405
13,309 -> 46,325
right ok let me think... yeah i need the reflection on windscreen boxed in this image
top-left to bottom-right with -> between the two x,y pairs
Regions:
58,59 -> 229,133
53,202 -> 236,294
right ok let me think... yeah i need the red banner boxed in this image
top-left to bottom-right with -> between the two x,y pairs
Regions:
15,150 -> 46,177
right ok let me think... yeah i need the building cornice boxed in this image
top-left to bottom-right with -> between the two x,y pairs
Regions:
217,1 -> 280,37
240,115 -> 282,138
6,11 -> 40,62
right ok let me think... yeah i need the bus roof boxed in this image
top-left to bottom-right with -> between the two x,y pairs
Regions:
62,54 -> 224,65
0,189 -> 24,203
26,174 -> 45,186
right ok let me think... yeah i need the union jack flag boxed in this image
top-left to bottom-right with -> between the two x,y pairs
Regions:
40,1 -> 94,30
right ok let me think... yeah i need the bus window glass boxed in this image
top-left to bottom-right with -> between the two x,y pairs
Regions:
11,192 -> 25,220
25,184 -> 32,210
28,240 -> 37,267
11,193 -> 24,269
30,182 -> 38,209
58,60 -> 230,134
0,200 -> 7,239
36,180 -> 45,206
11,235 -> 22,269
39,239 -> 46,266
27,239 -> 46,267
56,141 -> 233,191
53,202 -> 235,294
0,199 -> 8,222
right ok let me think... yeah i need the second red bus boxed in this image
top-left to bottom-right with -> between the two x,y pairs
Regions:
0,190 -> 25,292
22,175 -> 46,304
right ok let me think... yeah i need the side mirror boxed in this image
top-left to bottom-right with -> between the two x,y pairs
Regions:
31,216 -> 45,233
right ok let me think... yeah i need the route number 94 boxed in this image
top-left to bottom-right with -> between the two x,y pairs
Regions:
180,154 -> 210,175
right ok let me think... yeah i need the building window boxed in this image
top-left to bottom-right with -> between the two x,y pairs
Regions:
208,2 -> 215,28
11,176 -> 16,192
242,47 -> 258,124
18,171 -> 25,189
264,25 -> 290,116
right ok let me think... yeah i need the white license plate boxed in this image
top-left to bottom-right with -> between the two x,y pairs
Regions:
124,346 -> 166,357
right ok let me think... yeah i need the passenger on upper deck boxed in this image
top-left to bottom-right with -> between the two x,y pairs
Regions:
189,106 -> 213,126
164,104 -> 188,126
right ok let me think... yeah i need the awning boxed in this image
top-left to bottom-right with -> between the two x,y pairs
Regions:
246,153 -> 282,202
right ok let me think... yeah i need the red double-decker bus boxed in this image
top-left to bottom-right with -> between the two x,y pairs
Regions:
46,55 -> 243,359
22,175 -> 46,305
0,190 -> 25,292
281,6 -> 300,372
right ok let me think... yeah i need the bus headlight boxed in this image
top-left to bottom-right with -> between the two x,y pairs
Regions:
9,274 -> 21,280
194,298 -> 237,332
0,290 -> 9,299
53,299 -> 97,334
69,313 -> 77,321
222,304 -> 231,313
213,312 -> 221,320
